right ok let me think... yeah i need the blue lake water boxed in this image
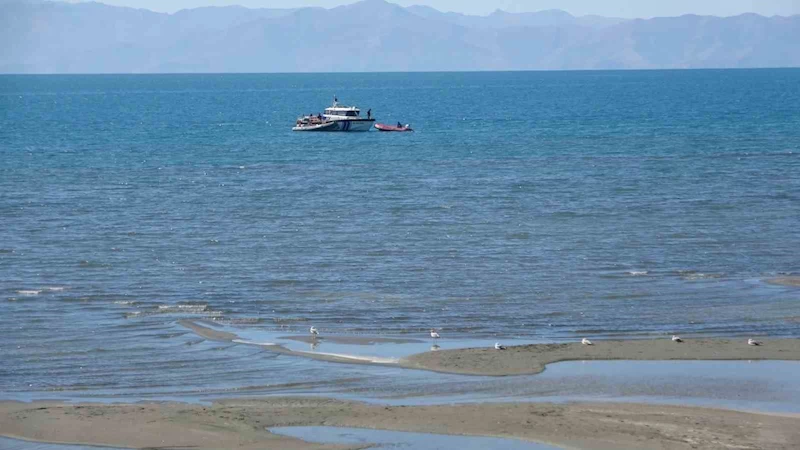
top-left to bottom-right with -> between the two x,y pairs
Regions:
0,438 -> 117,450
269,427 -> 561,450
1,70 -> 800,402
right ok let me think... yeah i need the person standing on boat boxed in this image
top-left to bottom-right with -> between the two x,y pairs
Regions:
367,109 -> 372,119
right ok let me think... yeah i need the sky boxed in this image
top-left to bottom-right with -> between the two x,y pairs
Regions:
66,0 -> 800,17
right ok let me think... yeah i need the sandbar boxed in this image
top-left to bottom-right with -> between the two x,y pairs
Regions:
403,338 -> 800,376
2,398 -> 798,450
281,335 -> 423,345
179,319 -> 239,341
182,321 -> 397,365
181,320 -> 800,377
765,276 -> 800,287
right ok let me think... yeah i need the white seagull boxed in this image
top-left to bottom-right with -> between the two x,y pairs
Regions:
672,335 -> 683,343
581,338 -> 593,345
748,338 -> 761,346
494,342 -> 506,350
310,326 -> 319,337
430,329 -> 440,339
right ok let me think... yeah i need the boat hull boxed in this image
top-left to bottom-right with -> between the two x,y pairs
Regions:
292,121 -> 338,132
330,119 -> 374,132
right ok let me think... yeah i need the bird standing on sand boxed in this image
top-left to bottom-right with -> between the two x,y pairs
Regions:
430,329 -> 440,339
748,338 -> 761,346
310,326 -> 319,338
581,338 -> 593,345
494,342 -> 506,350
672,335 -> 683,343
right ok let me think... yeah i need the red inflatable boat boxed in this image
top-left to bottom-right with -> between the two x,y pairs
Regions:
375,123 -> 413,132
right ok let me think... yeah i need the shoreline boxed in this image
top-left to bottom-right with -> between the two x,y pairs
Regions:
180,320 -> 800,376
402,338 -> 800,376
281,335 -> 423,345
5,323 -> 799,449
181,320 -> 399,365
0,434 -> 132,450
765,276 -> 800,287
2,398 -> 799,450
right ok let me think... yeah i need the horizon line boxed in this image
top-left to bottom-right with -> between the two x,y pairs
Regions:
3,67 -> 800,76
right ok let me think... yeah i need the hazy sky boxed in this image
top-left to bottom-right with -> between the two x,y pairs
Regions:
67,0 -> 800,17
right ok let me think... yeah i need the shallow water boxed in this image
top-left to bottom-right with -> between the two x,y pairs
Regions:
0,438 -> 119,450
1,70 -> 800,404
270,426 -> 561,450
6,324 -> 800,414
0,429 -> 557,450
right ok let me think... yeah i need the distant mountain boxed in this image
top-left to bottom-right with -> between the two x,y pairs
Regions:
1,0 -> 798,73
170,6 -> 298,31
405,6 -> 627,29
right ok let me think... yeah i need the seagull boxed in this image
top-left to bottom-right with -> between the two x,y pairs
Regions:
494,342 -> 506,350
581,338 -> 593,345
748,338 -> 761,346
672,335 -> 683,343
310,326 -> 319,338
430,329 -> 440,339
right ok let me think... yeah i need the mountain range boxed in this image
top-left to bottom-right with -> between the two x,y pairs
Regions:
1,0 -> 799,73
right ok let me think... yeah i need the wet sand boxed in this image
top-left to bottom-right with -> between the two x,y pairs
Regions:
181,320 -> 398,365
181,320 -> 800,377
404,338 -> 800,376
766,276 -> 800,287
2,398 -> 798,450
282,335 -> 423,345
180,321 -> 420,346
179,319 -> 239,341
6,324 -> 800,449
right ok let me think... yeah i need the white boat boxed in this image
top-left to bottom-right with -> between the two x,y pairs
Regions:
322,97 -> 375,132
292,98 -> 374,132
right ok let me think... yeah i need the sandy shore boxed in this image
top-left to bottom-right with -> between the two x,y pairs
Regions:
766,276 -> 800,287
181,320 -> 800,376
180,319 -> 419,345
281,335 -> 423,345
6,324 -> 800,449
3,398 -> 799,450
180,320 -> 398,365
404,338 -> 800,376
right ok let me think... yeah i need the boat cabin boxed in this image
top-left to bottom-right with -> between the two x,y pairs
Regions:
293,98 -> 373,132
323,105 -> 361,119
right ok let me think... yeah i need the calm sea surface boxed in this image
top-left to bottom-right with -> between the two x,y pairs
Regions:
1,70 -> 799,400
